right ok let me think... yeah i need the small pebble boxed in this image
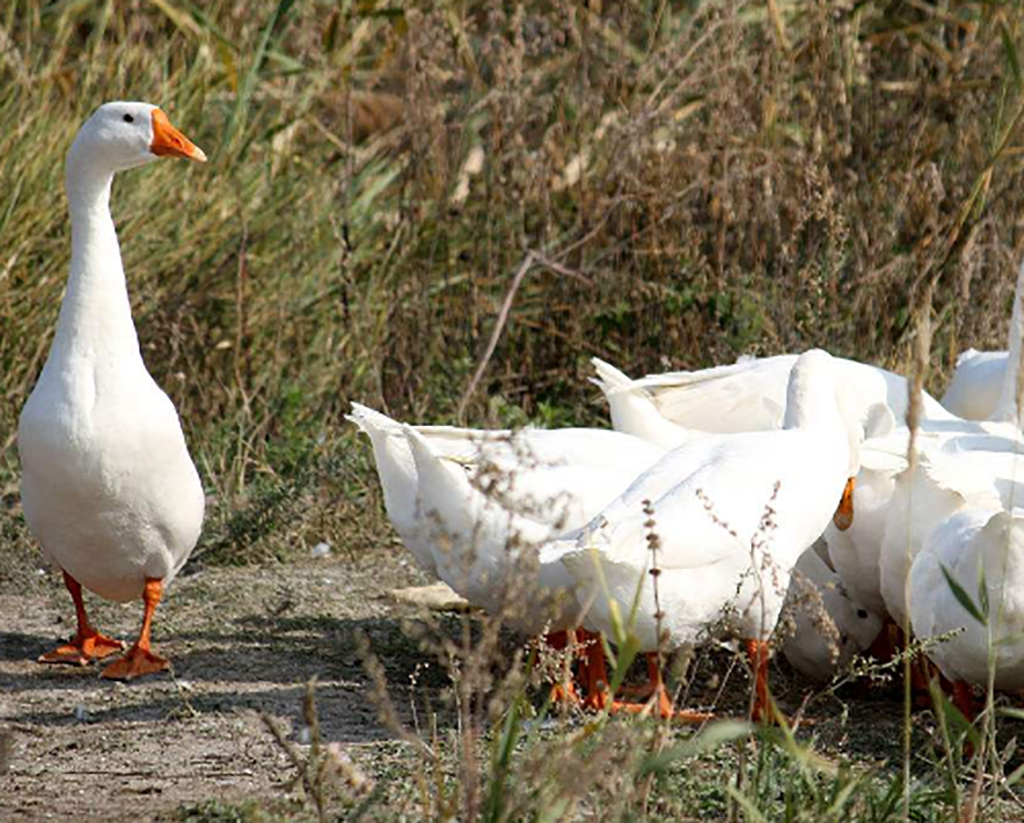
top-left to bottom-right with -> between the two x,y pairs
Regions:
311,541 -> 332,560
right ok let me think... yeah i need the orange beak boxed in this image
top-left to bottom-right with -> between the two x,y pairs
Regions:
150,109 -> 207,162
832,476 -> 855,531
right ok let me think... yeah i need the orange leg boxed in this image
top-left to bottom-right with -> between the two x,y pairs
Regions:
544,630 -> 569,651
951,680 -> 976,723
909,645 -> 947,709
618,653 -> 662,700
577,629 -> 610,710
866,617 -> 895,662
885,625 -> 950,709
745,639 -> 771,724
911,656 -> 934,693
545,630 -> 582,705
833,476 -> 855,531
101,578 -> 170,681
39,570 -> 124,666
872,621 -> 933,702
610,653 -> 712,723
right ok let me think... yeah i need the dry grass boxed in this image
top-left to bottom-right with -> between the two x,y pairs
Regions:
6,2 -> 1024,821
5,1 -> 1024,507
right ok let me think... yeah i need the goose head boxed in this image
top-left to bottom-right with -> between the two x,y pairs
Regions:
68,102 -> 206,175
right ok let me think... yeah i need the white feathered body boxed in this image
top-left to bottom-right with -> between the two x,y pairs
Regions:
560,425 -> 848,650
879,447 -> 1024,627
910,507 -> 1024,689
402,424 -> 667,632
19,356 -> 204,603
19,114 -> 204,604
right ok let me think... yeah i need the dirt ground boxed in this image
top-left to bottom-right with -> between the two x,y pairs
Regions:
0,546 -> 435,822
6,542 -> 1022,821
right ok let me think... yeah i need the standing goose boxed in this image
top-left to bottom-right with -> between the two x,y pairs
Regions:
18,102 -> 207,680
553,349 -> 855,719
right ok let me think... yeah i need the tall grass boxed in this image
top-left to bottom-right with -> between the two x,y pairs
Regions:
6,2 -> 1024,820
5,1 -> 1024,510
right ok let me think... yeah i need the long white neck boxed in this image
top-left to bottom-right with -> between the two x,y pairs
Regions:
992,261 -> 1024,424
49,150 -> 141,366
783,352 -> 838,431
784,351 -> 857,473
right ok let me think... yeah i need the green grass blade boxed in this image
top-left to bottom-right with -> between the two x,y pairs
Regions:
941,564 -> 987,626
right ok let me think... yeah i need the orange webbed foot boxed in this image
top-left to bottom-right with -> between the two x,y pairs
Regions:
40,570 -> 125,667
100,646 -> 170,681
605,652 -> 712,722
609,677 -> 713,723
609,692 -> 713,723
618,682 -> 658,700
100,577 -> 169,681
550,680 -> 582,706
39,631 -> 125,666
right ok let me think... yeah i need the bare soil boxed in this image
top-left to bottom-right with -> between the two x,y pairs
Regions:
3,543 -> 1004,822
0,547 -> 432,821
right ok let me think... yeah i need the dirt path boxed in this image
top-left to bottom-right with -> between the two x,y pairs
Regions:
0,548 -> 431,821
3,543 -> 979,822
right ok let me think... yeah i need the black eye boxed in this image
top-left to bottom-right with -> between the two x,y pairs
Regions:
123,113 -> 134,123
856,609 -> 869,619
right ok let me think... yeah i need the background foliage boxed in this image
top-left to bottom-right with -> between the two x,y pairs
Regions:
4,0 -> 1024,530
6,3 -> 1024,820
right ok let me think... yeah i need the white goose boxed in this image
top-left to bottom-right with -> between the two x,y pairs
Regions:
910,506 -> 1024,714
592,352 -> 950,444
348,403 -> 667,585
878,445 -> 1024,631
18,102 -> 206,680
828,266 -> 1024,628
781,543 -> 883,683
553,349 -> 854,718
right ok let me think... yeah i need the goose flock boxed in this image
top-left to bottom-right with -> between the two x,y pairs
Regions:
16,102 -> 1024,725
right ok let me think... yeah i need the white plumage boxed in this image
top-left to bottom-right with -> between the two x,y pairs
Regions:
19,102 -> 206,679
554,350 -> 852,656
